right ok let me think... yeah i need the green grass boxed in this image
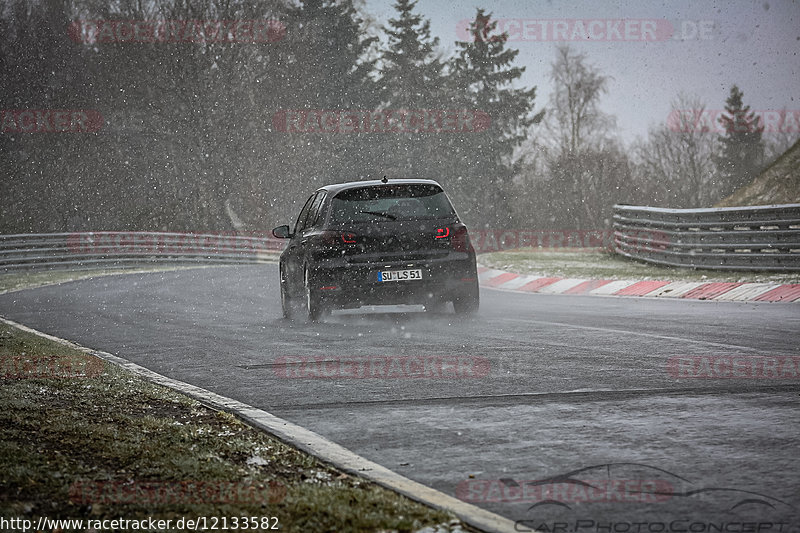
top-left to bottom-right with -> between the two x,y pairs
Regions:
0,266 -> 204,294
479,250 -> 800,283
0,323 -> 464,532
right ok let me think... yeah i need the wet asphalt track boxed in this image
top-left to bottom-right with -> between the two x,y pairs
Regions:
1,264 -> 799,529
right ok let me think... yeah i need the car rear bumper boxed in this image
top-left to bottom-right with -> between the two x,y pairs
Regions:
308,254 -> 477,308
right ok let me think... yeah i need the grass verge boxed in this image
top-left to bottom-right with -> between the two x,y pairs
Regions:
0,267 -> 211,294
0,322 -> 464,532
479,250 -> 800,284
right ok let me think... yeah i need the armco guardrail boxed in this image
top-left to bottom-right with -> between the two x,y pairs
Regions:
0,232 -> 286,270
613,204 -> 800,271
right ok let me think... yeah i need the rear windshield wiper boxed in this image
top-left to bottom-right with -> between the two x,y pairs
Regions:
359,210 -> 397,220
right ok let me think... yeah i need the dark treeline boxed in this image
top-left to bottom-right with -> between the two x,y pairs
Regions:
0,0 -> 791,234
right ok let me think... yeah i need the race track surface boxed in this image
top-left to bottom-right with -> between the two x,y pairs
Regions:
2,265 -> 798,528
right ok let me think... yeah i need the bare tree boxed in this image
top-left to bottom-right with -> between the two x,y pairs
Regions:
633,93 -> 719,207
544,44 -> 613,156
518,45 -> 624,230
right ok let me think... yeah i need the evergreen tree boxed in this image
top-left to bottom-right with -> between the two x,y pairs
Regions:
447,10 -> 544,227
379,0 -> 445,108
715,85 -> 765,196
282,0 -> 379,109
374,0 -> 448,177
269,0 -> 381,208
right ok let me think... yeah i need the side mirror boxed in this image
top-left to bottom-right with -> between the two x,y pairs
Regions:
272,225 -> 291,239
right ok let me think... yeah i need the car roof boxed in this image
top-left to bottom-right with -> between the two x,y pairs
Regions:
317,179 -> 443,196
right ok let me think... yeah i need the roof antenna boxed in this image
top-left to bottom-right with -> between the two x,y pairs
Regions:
381,175 -> 388,183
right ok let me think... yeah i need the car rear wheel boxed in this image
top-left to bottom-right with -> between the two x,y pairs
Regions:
281,282 -> 296,319
453,284 -> 479,316
304,267 -> 328,322
280,265 -> 299,319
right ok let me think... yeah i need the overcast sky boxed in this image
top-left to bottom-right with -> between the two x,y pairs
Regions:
362,0 -> 800,145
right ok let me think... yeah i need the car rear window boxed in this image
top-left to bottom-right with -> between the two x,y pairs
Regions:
330,184 -> 456,223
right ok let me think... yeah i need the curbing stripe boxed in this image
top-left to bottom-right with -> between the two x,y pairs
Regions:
483,272 -> 519,288
497,274 -> 541,290
614,280 -> 670,296
0,316 -> 520,533
563,279 -> 614,294
648,281 -> 707,298
680,282 -> 743,300
589,280 -> 638,295
478,264 -> 799,303
537,278 -> 588,294
478,268 -> 505,283
754,284 -> 800,302
714,283 -> 778,301
518,277 -> 560,292
640,281 -> 702,298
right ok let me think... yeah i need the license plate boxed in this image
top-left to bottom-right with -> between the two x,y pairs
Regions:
378,269 -> 423,282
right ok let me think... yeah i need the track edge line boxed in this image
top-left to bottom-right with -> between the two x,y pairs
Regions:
0,315 -> 522,533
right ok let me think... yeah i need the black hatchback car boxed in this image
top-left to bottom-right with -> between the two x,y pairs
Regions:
272,178 -> 479,320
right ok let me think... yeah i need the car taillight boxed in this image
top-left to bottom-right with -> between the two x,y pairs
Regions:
451,226 -> 472,252
435,227 -> 450,239
317,231 -> 357,246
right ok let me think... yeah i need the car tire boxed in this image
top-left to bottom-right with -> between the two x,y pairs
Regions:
304,267 -> 328,322
280,265 -> 299,320
453,284 -> 479,316
281,281 -> 295,320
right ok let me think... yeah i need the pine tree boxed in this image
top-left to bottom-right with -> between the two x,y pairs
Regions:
282,0 -> 379,109
715,85 -> 765,196
379,0 -> 445,108
447,10 -> 544,227
375,0 -> 447,176
270,0 -> 381,198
